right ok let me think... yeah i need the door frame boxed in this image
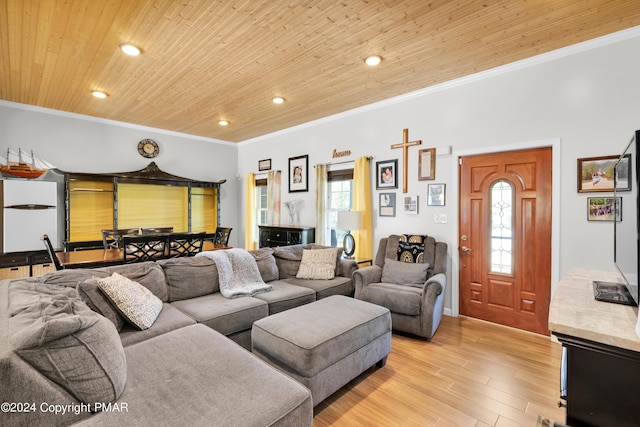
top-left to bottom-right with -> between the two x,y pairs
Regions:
449,138 -> 561,317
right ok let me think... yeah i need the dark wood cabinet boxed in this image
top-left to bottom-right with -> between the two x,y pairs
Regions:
549,269 -> 640,427
259,225 -> 315,248
556,333 -> 640,427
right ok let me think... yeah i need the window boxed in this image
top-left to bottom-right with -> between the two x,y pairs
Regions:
328,169 -> 353,246
490,180 -> 513,274
255,178 -> 268,228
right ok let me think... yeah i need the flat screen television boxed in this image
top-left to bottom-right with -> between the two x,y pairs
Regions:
611,129 -> 640,306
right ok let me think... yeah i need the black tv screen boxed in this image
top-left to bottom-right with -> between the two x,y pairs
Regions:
613,130 -> 640,306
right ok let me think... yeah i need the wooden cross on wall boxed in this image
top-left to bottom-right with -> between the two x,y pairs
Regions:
391,128 -> 422,193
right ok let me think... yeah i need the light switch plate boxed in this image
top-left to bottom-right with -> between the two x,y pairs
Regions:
434,213 -> 447,224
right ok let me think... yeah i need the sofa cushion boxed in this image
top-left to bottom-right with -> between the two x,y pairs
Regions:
98,272 -> 163,330
119,303 -> 196,347
253,281 -> 316,315
170,293 -> 268,336
40,262 -> 170,302
296,248 -> 338,280
283,276 -> 353,299
39,268 -> 110,288
77,278 -> 125,331
273,245 -> 305,278
102,262 -> 169,302
249,247 -> 279,282
9,282 -> 127,405
158,257 -> 220,302
360,282 -> 423,316
381,258 -> 429,287
75,324 -> 312,427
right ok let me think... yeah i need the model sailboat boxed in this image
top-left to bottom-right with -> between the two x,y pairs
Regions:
0,148 -> 55,179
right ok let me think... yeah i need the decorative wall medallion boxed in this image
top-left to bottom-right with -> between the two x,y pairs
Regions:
137,139 -> 159,158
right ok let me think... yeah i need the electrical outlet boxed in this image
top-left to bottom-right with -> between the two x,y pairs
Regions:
434,213 -> 447,224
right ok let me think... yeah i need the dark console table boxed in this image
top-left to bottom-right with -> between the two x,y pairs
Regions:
549,269 -> 640,427
258,225 -> 315,248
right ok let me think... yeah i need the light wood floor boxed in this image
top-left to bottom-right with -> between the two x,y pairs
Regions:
313,315 -> 565,427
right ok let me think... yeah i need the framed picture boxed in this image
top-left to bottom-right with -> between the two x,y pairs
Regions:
577,155 -> 620,193
258,158 -> 272,171
288,155 -> 309,192
403,195 -> 419,214
588,197 -> 621,221
418,148 -> 436,180
614,153 -> 632,191
427,183 -> 446,206
376,159 -> 398,189
379,193 -> 396,217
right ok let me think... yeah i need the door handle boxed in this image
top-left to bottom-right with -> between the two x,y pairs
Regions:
461,246 -> 472,252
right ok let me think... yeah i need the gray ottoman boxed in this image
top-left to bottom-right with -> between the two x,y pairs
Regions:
251,295 -> 391,406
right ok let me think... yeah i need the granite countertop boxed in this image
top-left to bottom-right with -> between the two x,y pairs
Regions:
548,268 -> 640,352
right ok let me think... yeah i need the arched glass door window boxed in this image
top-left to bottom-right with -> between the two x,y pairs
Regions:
490,180 -> 513,274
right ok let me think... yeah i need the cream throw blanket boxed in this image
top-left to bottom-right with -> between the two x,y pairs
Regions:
196,249 -> 271,298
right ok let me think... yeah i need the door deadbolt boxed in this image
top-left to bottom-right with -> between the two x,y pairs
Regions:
461,235 -> 468,241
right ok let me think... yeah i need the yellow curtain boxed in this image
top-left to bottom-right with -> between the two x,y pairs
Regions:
353,156 -> 372,261
244,173 -> 257,250
315,164 -> 329,245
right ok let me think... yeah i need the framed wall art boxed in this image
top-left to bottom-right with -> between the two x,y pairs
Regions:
403,195 -> 419,214
288,155 -> 309,192
587,197 -> 621,221
376,159 -> 398,190
258,158 -> 272,171
577,155 -> 622,193
418,148 -> 436,180
427,183 -> 446,206
379,193 -> 396,217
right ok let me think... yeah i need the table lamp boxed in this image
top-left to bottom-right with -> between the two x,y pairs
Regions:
337,210 -> 362,258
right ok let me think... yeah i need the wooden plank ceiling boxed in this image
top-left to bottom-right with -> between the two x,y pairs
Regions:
1,0 -> 639,143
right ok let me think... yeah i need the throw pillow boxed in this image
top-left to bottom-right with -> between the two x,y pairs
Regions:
77,278 -> 125,331
397,234 -> 427,263
98,272 -> 163,330
381,258 -> 430,287
296,248 -> 338,280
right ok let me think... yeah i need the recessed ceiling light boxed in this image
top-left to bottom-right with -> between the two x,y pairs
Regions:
365,55 -> 382,66
91,90 -> 108,99
119,43 -> 141,56
272,97 -> 285,104
218,120 -> 229,126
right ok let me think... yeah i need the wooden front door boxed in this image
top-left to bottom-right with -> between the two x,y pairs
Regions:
459,147 -> 552,335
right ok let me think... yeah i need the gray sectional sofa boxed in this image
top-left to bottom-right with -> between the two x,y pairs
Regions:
0,244 -> 357,427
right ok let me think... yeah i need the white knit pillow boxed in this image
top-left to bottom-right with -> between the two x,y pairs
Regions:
296,248 -> 338,280
98,272 -> 163,330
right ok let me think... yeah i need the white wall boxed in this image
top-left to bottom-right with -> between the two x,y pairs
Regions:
0,103 -> 240,247
238,28 -> 640,312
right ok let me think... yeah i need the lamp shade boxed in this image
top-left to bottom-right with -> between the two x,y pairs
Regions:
337,210 -> 362,231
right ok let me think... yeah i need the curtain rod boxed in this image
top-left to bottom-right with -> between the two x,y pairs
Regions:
314,155 -> 373,168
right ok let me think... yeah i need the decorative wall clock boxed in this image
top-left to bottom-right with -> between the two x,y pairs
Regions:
137,139 -> 159,158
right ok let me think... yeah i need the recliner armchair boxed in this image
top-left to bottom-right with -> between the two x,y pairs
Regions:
354,234 -> 447,340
